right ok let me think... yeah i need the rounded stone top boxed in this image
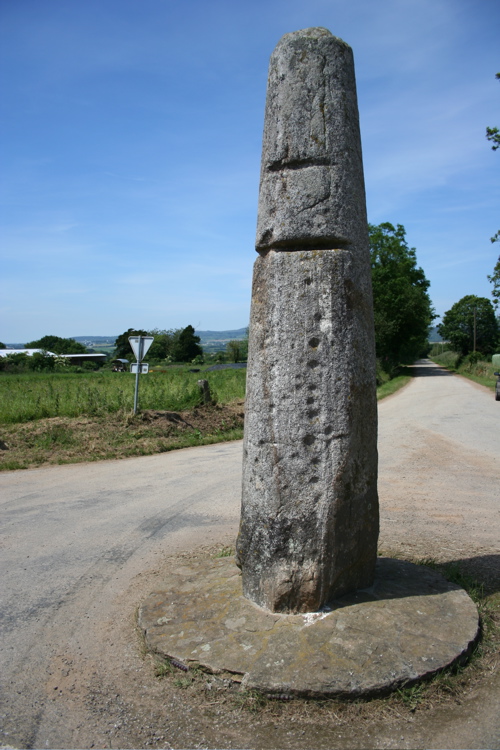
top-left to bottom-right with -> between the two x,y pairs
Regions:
276,27 -> 350,50
283,27 -> 332,40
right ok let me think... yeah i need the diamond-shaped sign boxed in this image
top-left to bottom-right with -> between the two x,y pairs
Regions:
129,336 -> 154,362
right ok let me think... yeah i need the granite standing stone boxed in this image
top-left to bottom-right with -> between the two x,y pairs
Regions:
236,28 -> 378,613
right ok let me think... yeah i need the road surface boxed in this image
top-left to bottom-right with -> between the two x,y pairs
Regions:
0,360 -> 498,749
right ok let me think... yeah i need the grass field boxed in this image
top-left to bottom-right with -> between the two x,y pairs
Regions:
0,367 -> 247,424
0,365 -> 411,471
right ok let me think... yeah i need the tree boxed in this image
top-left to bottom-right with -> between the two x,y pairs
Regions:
113,329 -> 148,359
0,342 -> 6,349
28,351 -> 56,371
369,222 -> 435,367
24,335 -> 87,354
172,325 -> 202,362
486,73 -> 499,243
226,340 -> 242,363
486,73 -> 500,152
113,327 -> 185,362
488,255 -> 500,309
147,329 -> 179,362
437,295 -> 499,356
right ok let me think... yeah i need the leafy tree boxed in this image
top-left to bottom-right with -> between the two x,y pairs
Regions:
486,73 -> 500,152
113,327 -> 185,362
488,255 -> 500,309
437,295 -> 499,356
172,325 -> 202,362
0,342 -> 6,349
113,328 -> 148,359
486,73 -> 499,243
226,340 -> 242,363
24,335 -> 87,354
147,328 -> 180,362
369,222 -> 435,367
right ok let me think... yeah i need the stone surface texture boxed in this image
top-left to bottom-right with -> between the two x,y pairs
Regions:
256,27 -> 367,252
138,555 -> 480,699
236,28 -> 378,613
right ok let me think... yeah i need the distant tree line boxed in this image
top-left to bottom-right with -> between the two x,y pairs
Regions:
0,335 -> 93,373
113,325 -> 202,363
24,335 -> 87,354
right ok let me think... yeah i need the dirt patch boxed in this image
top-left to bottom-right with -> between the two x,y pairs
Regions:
0,401 -> 245,471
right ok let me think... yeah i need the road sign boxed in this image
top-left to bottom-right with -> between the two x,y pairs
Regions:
130,363 -> 149,374
128,335 -> 154,362
129,335 -> 154,413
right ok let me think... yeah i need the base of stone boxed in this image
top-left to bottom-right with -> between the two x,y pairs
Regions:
138,555 -> 479,698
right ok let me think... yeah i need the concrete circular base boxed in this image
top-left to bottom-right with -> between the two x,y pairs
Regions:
138,555 -> 479,698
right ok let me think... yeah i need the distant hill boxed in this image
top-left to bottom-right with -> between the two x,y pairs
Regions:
197,328 -> 248,353
70,330 -> 249,347
72,336 -> 117,347
7,329 -> 249,354
428,326 -> 444,343
197,328 -> 247,342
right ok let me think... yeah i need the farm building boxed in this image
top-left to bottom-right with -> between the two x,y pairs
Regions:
0,349 -> 107,365
0,349 -> 57,357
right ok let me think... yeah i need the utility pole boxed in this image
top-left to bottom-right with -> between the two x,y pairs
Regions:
473,307 -> 477,352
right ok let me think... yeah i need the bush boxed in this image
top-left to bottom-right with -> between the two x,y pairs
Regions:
82,361 -> 99,371
430,350 -> 461,368
464,351 -> 483,366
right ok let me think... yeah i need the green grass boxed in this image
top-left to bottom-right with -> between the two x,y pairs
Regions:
0,367 -> 247,425
0,363 -> 411,426
0,363 -> 413,471
213,546 -> 233,558
429,352 -> 498,391
376,367 -> 412,400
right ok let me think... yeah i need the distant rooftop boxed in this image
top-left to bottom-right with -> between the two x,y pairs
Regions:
0,348 -> 57,357
0,349 -> 106,359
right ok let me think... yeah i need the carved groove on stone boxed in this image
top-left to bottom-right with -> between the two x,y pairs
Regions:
258,237 -> 351,253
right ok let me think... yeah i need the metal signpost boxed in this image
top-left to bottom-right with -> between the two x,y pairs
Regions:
129,335 -> 154,414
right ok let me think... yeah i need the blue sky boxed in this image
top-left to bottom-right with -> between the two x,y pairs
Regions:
1,0 -> 499,342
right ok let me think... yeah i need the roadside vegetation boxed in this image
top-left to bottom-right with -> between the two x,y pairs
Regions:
0,365 -> 411,471
0,367 -> 246,471
375,365 -> 412,399
0,367 -> 246,424
429,346 -> 498,391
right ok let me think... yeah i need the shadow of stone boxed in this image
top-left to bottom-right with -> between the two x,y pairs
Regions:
440,553 -> 500,597
329,557 -> 465,610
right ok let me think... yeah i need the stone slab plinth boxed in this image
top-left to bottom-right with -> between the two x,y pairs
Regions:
138,554 -> 479,698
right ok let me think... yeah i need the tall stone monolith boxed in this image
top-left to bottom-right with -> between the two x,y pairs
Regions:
236,27 -> 379,614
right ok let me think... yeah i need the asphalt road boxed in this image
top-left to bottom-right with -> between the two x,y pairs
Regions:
0,441 -> 244,748
0,359 -> 498,749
